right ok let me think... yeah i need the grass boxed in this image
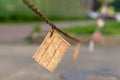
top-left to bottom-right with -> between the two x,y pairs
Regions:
62,21 -> 120,35
0,0 -> 87,22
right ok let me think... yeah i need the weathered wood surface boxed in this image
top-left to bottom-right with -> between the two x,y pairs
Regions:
33,30 -> 71,72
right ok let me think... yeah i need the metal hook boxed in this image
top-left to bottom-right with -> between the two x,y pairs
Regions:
50,27 -> 54,37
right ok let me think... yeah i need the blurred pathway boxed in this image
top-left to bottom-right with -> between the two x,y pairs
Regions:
0,21 -> 94,42
0,44 -> 120,80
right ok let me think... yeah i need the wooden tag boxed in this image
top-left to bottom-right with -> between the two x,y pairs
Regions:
72,43 -> 80,61
33,30 -> 71,72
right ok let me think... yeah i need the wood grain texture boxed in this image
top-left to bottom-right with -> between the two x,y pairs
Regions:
33,30 -> 71,72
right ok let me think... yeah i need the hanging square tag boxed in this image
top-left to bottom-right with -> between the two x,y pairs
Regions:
33,30 -> 71,72
72,43 -> 80,61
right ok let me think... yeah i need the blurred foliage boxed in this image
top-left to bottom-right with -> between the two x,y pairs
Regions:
63,25 -> 95,35
108,0 -> 120,12
99,0 -> 120,12
0,0 -> 39,22
32,25 -> 41,33
62,21 -> 120,35
0,0 -> 87,22
26,24 -> 41,43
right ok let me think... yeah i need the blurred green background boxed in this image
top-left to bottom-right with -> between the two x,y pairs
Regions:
0,0 -> 87,22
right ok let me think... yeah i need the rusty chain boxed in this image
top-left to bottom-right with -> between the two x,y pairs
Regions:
23,0 -> 90,43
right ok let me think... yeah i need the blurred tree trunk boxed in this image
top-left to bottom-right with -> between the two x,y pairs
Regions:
80,0 -> 93,10
80,0 -> 101,11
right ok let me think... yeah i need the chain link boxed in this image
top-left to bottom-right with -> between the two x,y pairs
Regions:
23,0 -> 90,43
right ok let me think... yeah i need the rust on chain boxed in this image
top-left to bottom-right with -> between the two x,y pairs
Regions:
50,28 -> 55,37
23,0 -> 90,43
